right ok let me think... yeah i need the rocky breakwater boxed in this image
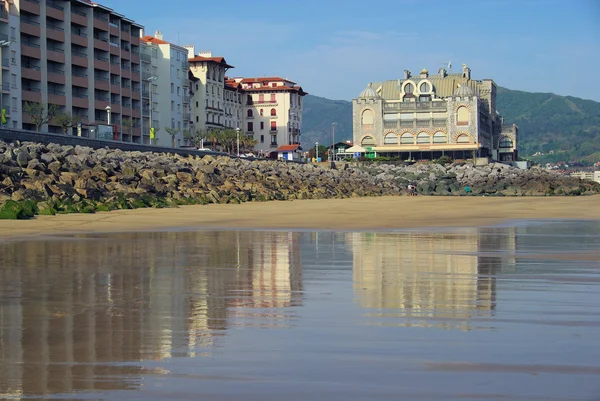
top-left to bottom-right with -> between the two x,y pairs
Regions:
359,161 -> 600,196
0,141 -> 402,219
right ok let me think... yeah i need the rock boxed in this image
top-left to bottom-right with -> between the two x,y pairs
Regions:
16,151 -> 29,168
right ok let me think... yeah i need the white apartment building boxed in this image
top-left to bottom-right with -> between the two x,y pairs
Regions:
2,0 -> 144,140
234,77 -> 306,156
186,46 -> 233,134
140,31 -> 189,147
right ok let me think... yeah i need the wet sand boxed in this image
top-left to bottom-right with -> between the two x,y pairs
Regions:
1,195 -> 599,240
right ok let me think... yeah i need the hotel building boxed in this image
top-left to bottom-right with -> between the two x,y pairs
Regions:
1,0 -> 143,140
140,30 -> 189,146
352,64 -> 518,162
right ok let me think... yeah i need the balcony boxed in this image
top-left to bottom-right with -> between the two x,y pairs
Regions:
94,77 -> 109,91
21,0 -> 41,15
46,1 -> 65,20
94,38 -> 109,51
71,10 -> 87,26
384,101 -> 448,111
121,68 -> 131,79
20,19 -> 42,36
183,112 -> 191,121
131,89 -> 140,100
72,74 -> 88,88
0,7 -> 8,22
110,83 -> 121,94
47,48 -> 65,63
109,43 -> 120,56
121,48 -> 130,60
94,56 -> 110,71
46,26 -> 65,42
142,89 -> 149,98
141,53 -> 151,63
93,14 -> 109,31
48,90 -> 66,106
22,87 -> 42,102
21,43 -> 41,59
270,142 -> 278,148
71,32 -> 88,46
47,71 -> 66,84
72,52 -> 88,67
21,66 -> 42,81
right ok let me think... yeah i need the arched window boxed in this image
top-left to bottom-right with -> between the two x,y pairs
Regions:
361,109 -> 374,126
384,133 -> 398,144
419,82 -> 430,93
404,83 -> 414,94
433,131 -> 447,144
361,136 -> 376,146
417,132 -> 430,144
247,109 -> 253,117
260,109 -> 264,116
456,106 -> 469,125
456,134 -> 471,143
499,136 -> 514,148
270,108 -> 276,116
400,133 -> 414,144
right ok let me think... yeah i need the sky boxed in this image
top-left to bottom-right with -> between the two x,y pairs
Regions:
100,0 -> 600,101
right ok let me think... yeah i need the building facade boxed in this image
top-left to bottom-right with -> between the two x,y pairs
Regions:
352,64 -> 518,161
140,31 -> 189,147
4,0 -> 144,140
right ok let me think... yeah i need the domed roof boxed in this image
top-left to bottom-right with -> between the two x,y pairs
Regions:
420,68 -> 429,74
359,83 -> 380,99
454,84 -> 474,97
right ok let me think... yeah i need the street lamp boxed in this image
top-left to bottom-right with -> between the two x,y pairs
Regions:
331,122 -> 337,162
146,75 -> 158,145
105,105 -> 111,125
315,141 -> 319,162
235,127 -> 240,156
0,40 -> 14,127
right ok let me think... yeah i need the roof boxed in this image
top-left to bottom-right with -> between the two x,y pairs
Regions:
240,77 -> 296,84
140,36 -> 169,45
243,85 -> 308,96
188,56 -> 234,68
276,144 -> 301,152
358,83 -> 380,99
367,72 -> 493,100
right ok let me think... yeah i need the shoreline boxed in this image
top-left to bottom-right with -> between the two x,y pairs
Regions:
1,196 -> 599,241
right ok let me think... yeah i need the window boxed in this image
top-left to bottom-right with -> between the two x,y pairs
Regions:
384,133 -> 398,144
171,101 -> 174,111
10,50 -> 16,65
270,108 -> 276,116
10,27 -> 16,40
260,109 -> 264,116
361,109 -> 374,126
456,134 -> 471,143
401,133 -> 414,144
247,95 -> 252,104
260,121 -> 264,130
177,69 -> 180,79
177,86 -> 180,95
247,122 -> 253,131
499,136 -> 513,148
196,84 -> 199,90
247,109 -> 253,117
417,132 -> 430,144
419,82 -> 430,93
196,116 -> 199,122
456,106 -> 469,125
272,83 -> 277,87
260,135 -> 264,143
259,94 -> 264,102
271,135 -> 276,144
196,101 -> 198,107
361,136 -> 376,146
177,52 -> 180,61
270,94 -> 276,103
404,83 -> 414,94
171,83 -> 174,94
433,131 -> 447,143
170,65 -> 175,75
270,121 -> 276,131
177,104 -> 180,112
11,97 -> 17,111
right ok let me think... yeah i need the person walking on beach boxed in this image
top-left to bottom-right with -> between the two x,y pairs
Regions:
407,184 -> 416,196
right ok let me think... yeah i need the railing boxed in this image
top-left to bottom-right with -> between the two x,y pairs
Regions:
94,55 -> 108,61
1,58 -> 7,67
121,83 -> 131,89
23,87 -> 41,92
72,49 -> 87,57
0,8 -> 8,20
72,9 -> 87,17
142,90 -> 149,97
24,0 -> 40,3
47,1 -> 64,10
183,95 -> 190,103
47,24 -> 64,31
109,21 -> 119,28
48,89 -> 65,96
142,106 -> 150,115
110,60 -> 119,66
141,53 -> 151,63
270,142 -> 278,148
72,93 -> 88,98
94,95 -> 109,101
141,70 -> 152,80
94,75 -> 109,81
48,46 -> 64,53
1,81 -> 9,91
183,113 -> 191,120
111,98 -> 120,104
109,41 -> 119,47
48,67 -> 65,74
72,30 -> 87,37
383,121 -> 397,128
21,18 -> 40,26
385,101 -> 447,111
93,13 -> 108,22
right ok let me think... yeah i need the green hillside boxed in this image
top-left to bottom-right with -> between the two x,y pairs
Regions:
302,90 -> 600,163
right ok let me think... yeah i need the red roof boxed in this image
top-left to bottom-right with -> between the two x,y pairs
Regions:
140,35 -> 170,45
242,85 -> 308,95
240,77 -> 296,84
276,144 -> 301,152
188,56 -> 234,68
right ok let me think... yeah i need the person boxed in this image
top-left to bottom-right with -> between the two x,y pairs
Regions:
407,184 -> 416,196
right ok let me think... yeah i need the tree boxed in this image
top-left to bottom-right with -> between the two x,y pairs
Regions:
165,127 -> 180,148
207,129 -> 222,150
54,112 -> 80,135
241,135 -> 258,154
23,102 -> 59,132
121,117 -> 135,140
184,128 -> 207,148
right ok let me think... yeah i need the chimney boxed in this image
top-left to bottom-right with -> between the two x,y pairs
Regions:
184,45 -> 195,57
438,68 -> 447,77
198,50 -> 213,57
154,30 -> 163,40
404,69 -> 411,79
139,28 -> 145,38
462,64 -> 471,79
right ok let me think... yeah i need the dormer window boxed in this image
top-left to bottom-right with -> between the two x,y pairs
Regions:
404,83 -> 414,94
419,82 -> 431,93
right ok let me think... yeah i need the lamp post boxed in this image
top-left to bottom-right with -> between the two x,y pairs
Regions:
235,127 -> 240,156
331,122 -> 337,162
0,40 -> 13,127
146,75 -> 158,145
105,105 -> 111,125
315,141 -> 319,162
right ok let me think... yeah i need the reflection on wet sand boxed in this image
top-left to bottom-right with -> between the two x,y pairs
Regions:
349,228 -> 517,330
0,231 -> 302,398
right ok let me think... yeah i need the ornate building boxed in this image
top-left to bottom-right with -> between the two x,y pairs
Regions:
352,64 -> 518,161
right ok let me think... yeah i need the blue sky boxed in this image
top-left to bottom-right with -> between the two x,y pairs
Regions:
101,0 -> 600,101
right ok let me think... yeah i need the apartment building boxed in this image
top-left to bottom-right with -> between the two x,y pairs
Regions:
4,0 -> 143,140
186,45 -> 233,134
140,31 -> 189,147
234,76 -> 305,156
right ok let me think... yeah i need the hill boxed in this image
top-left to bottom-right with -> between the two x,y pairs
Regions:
302,89 -> 600,163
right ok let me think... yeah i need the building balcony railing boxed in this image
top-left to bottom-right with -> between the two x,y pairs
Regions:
270,142 -> 278,148
141,53 -> 151,63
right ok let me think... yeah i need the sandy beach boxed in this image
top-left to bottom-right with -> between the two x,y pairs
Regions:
1,195 -> 599,240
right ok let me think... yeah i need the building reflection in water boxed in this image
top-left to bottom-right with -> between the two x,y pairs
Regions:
0,231 -> 302,398
349,228 -> 516,330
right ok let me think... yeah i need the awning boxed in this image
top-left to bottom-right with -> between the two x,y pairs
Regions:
345,145 -> 366,153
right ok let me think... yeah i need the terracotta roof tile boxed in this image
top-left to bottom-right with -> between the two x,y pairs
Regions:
276,144 -> 301,152
140,35 -> 170,45
188,56 -> 234,68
